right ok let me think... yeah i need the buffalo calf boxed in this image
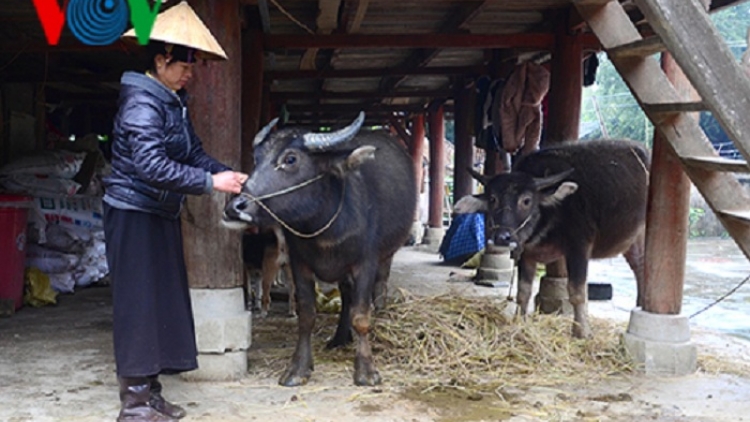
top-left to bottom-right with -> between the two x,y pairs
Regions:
242,225 -> 296,318
470,140 -> 649,338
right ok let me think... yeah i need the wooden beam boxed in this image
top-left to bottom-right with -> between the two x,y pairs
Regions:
242,10 -> 265,174
265,32 -> 601,50
634,0 -> 750,164
427,106 -> 446,229
284,103 -> 427,113
300,0 -> 342,70
267,65 -> 485,80
389,116 -> 412,148
643,51 -> 694,315
183,0 -> 243,290
344,0 -> 369,33
271,89 -> 452,101
452,82 -> 475,203
265,33 -> 556,50
379,1 -> 489,96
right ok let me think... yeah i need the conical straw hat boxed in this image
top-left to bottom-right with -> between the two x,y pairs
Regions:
122,1 -> 227,61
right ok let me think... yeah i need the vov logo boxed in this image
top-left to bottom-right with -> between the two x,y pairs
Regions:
31,0 -> 163,46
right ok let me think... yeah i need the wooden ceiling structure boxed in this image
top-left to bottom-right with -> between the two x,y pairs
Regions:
0,0 -> 743,128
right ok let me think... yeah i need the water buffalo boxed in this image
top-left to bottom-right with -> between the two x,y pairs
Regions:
469,140 -> 649,338
223,112 -> 416,386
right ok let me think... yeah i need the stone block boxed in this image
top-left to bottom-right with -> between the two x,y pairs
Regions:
181,351 -> 248,382
622,309 -> 697,376
190,288 -> 252,353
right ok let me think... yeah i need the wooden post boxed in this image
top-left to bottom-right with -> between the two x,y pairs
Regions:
183,0 -> 243,289
241,7 -> 264,174
544,17 -> 582,146
410,114 -> 426,203
428,105 -> 446,229
538,13 -> 582,313
641,58 -> 695,315
453,81 -> 475,203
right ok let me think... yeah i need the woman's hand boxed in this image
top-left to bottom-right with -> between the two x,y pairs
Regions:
212,171 -> 248,194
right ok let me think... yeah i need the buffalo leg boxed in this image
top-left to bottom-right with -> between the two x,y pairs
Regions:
515,256 -> 537,316
372,256 -> 393,311
623,231 -> 646,308
279,266 -> 316,386
566,248 -> 592,339
351,266 -> 381,386
259,244 -> 279,318
281,263 -> 296,317
326,278 -> 353,349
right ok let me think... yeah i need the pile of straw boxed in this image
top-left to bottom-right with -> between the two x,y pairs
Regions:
251,289 -> 635,391
370,289 -> 634,389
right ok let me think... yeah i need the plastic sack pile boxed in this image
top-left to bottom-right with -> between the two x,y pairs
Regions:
0,147 -> 109,294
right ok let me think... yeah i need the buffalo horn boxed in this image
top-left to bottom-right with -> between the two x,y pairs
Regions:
303,111 -> 365,151
533,168 -> 575,190
253,117 -> 280,147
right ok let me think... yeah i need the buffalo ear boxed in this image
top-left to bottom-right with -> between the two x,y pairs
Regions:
453,195 -> 487,214
539,181 -> 578,207
467,167 -> 490,185
346,145 -> 377,170
328,145 -> 376,177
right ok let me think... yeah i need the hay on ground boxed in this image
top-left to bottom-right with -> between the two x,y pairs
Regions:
370,289 -> 634,389
251,288 -> 635,392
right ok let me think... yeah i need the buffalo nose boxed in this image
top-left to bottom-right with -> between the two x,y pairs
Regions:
496,230 -> 513,245
232,196 -> 250,212
224,196 -> 252,222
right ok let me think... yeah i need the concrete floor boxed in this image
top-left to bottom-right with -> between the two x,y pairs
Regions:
2,240 -> 750,421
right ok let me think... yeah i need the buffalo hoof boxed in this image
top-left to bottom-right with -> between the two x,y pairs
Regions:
353,368 -> 382,386
571,323 -> 592,339
279,367 -> 312,387
353,357 -> 381,386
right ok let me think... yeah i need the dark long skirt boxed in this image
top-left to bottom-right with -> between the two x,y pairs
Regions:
103,204 -> 198,377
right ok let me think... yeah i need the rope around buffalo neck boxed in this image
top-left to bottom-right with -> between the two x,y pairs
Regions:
238,174 -> 345,239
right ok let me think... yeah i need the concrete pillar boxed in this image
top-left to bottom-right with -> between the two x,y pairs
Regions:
537,12 -> 582,314
182,0 -> 250,381
423,104 -> 446,251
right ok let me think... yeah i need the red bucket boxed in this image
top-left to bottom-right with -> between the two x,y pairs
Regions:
0,195 -> 32,311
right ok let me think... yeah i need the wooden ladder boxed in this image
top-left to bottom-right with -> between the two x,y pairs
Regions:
574,0 -> 750,261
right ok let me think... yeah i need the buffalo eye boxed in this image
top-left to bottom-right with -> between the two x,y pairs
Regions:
278,151 -> 299,169
518,194 -> 532,209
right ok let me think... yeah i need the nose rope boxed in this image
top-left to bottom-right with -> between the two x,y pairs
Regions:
488,213 -> 533,238
238,175 -> 345,239
244,174 -> 325,201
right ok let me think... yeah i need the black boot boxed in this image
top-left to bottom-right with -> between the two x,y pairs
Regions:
117,377 -> 177,422
148,376 -> 187,419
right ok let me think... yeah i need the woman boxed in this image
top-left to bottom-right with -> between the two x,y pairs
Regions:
103,3 -> 243,421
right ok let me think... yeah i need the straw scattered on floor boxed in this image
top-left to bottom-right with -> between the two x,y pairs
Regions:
250,288 -> 636,392
370,289 -> 634,389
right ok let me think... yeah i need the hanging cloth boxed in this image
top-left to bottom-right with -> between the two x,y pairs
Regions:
495,62 -> 550,155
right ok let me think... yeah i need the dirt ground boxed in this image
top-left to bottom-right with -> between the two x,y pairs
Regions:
3,241 -> 750,422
